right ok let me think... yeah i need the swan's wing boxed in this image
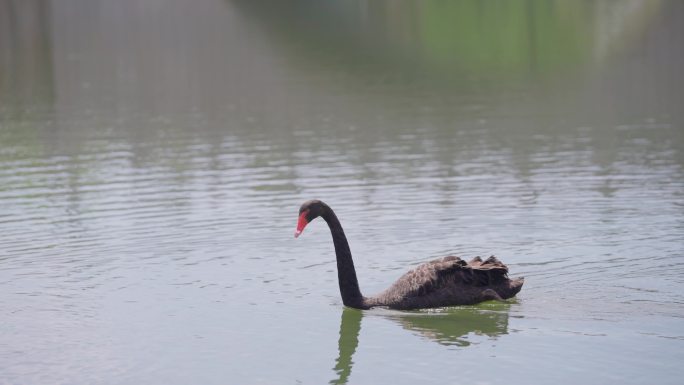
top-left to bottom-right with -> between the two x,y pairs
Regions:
384,256 -> 510,299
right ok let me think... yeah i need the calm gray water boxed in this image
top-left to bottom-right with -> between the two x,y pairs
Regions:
1,1 -> 684,384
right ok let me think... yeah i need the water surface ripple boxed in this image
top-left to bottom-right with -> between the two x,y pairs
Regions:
1,1 -> 684,384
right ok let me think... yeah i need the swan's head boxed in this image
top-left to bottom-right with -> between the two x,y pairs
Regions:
294,199 -> 326,238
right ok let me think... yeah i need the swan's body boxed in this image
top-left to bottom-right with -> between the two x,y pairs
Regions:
295,200 -> 524,310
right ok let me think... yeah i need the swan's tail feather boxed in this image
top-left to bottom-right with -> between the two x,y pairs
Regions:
465,255 -> 513,288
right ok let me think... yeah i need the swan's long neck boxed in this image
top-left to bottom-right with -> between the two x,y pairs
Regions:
321,206 -> 366,308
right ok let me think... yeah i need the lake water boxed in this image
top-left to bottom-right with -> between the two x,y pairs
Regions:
1,1 -> 683,384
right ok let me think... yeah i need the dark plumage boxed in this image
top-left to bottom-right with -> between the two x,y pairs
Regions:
295,200 -> 524,310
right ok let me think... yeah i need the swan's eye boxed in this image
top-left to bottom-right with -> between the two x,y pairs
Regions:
294,209 -> 310,238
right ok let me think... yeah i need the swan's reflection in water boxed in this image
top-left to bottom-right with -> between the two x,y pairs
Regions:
387,302 -> 513,347
330,308 -> 363,385
330,303 -> 513,384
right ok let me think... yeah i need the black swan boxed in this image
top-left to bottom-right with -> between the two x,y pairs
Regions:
294,200 -> 524,310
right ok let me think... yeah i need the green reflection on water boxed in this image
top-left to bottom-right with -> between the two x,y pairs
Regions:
330,308 -> 363,385
388,302 -> 512,347
232,0 -> 662,84
419,1 -> 589,76
330,303 -> 512,384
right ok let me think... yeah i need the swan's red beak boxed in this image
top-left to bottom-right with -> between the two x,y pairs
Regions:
294,210 -> 309,238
